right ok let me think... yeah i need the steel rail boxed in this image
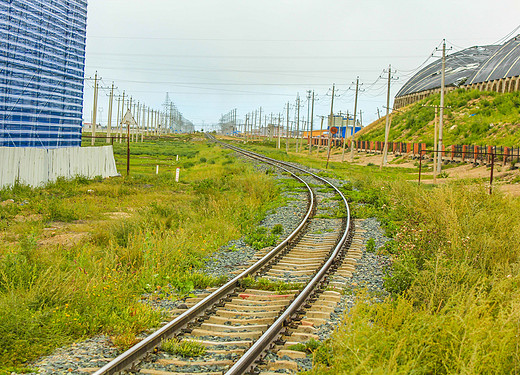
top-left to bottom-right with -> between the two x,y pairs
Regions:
93,145 -> 315,375
215,139 -> 351,375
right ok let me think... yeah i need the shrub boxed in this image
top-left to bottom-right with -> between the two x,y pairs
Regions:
366,238 -> 376,252
271,224 -> 284,235
46,199 -> 79,222
244,227 -> 278,250
161,338 -> 206,357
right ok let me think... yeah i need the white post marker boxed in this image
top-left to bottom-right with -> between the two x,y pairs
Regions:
156,165 -> 159,175
176,155 -> 179,161
175,167 -> 180,182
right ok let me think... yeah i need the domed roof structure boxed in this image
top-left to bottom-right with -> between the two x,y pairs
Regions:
395,35 -> 520,105
466,36 -> 520,84
396,45 -> 500,97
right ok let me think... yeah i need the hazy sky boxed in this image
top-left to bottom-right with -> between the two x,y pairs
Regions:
83,0 -> 520,130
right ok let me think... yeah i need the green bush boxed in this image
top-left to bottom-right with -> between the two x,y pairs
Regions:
46,199 -> 79,222
244,226 -> 279,250
366,238 -> 376,253
161,338 -> 206,357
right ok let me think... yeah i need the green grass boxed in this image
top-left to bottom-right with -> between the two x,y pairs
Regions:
358,89 -> 520,147
0,135 -> 281,369
161,338 -> 207,357
239,276 -> 302,293
305,179 -> 520,374
244,226 -> 281,250
366,238 -> 376,252
222,137 -> 520,374
0,368 -> 36,375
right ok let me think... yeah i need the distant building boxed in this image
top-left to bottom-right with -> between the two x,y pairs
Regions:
395,35 -> 520,108
304,115 -> 362,138
329,115 -> 362,138
0,0 -> 88,147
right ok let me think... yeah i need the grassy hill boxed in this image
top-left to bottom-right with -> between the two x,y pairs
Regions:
357,89 -> 520,147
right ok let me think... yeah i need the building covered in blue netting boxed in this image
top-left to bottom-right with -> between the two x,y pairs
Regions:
0,0 -> 87,148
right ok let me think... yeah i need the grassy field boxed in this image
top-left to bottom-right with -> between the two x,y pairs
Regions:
0,135 -> 281,371
227,138 -> 520,374
357,89 -> 520,147
3,134 -> 518,373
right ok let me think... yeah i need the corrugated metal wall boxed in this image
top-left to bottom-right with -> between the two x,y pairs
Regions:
0,0 -> 87,148
0,146 -> 119,188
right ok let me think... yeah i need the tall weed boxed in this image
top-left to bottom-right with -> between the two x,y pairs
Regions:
309,181 -> 520,374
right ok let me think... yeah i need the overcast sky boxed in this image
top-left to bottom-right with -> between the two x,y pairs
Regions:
83,0 -> 520,130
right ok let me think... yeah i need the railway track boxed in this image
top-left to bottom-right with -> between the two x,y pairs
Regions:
93,138 -> 357,375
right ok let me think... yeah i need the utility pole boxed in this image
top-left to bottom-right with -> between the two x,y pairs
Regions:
155,110 -> 159,135
350,77 -> 361,162
158,110 -> 161,135
254,110 -> 258,141
377,108 -> 381,119
128,96 -> 133,142
106,82 -> 115,143
245,113 -> 249,140
119,91 -> 125,142
136,102 -> 140,142
115,95 -> 121,143
306,90 -> 311,153
265,115 -> 268,138
258,107 -> 262,140
296,94 -> 300,152
438,39 -> 446,174
434,106 -> 438,182
359,110 -> 363,126
151,110 -> 154,136
247,114 -> 251,142
317,116 -> 324,155
132,102 -> 137,142
147,107 -> 150,137
286,102 -> 290,153
326,84 -> 335,169
277,113 -> 281,149
308,90 -> 315,154
91,72 -> 99,146
141,104 -> 145,142
381,65 -> 395,168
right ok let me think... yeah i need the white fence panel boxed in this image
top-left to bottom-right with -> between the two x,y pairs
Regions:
0,146 -> 119,189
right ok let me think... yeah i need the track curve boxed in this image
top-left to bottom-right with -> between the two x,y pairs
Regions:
93,136 -> 352,375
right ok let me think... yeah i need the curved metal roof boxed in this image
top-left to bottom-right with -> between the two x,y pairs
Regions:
396,45 -> 499,97
396,35 -> 520,98
467,35 -> 520,84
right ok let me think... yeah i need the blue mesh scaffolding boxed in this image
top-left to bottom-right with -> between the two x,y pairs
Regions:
0,0 -> 87,148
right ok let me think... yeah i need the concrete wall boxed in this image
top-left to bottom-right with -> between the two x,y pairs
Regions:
0,146 -> 119,189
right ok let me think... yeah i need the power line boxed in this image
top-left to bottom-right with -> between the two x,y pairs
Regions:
96,79 -> 359,87
87,52 -> 426,59
88,36 -> 449,43
86,65 -> 383,74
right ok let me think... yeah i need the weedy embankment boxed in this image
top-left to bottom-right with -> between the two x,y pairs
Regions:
231,140 -> 520,373
307,177 -> 520,374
